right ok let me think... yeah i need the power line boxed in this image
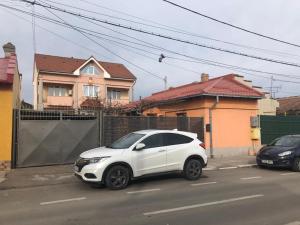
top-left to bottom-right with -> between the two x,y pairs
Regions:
162,0 -> 300,48
1,7 -> 113,61
3,2 -> 300,85
39,3 -> 166,83
14,0 -> 300,68
45,0 -> 300,59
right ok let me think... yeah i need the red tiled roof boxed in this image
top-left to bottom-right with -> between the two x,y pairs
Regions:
145,74 -> 263,102
35,53 -> 136,80
277,96 -> 300,114
125,74 -> 263,110
0,54 -> 17,84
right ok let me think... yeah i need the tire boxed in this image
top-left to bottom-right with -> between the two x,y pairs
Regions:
184,159 -> 203,180
105,165 -> 130,190
292,158 -> 300,172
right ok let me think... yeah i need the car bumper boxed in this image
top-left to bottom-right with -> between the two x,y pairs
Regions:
256,156 -> 293,168
74,162 -> 105,183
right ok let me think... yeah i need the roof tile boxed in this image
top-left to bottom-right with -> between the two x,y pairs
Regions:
35,53 -> 136,80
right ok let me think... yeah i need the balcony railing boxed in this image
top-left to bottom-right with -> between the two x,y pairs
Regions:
44,96 -> 73,107
106,99 -> 130,106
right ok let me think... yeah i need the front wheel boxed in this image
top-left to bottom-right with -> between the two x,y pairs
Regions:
292,158 -> 300,172
105,165 -> 130,190
184,159 -> 203,180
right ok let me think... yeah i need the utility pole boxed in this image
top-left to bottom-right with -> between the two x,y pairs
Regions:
164,76 -> 168,90
266,76 -> 281,99
270,76 -> 274,98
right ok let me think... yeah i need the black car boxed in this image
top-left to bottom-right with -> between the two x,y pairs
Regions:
256,135 -> 300,171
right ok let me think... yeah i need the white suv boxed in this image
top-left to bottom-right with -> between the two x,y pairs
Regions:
74,130 -> 207,189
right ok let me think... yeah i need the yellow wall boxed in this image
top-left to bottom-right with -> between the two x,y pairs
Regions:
143,97 -> 259,152
0,85 -> 13,161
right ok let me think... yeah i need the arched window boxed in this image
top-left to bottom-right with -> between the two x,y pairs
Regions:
80,63 -> 100,75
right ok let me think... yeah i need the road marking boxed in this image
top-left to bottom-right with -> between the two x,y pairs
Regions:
219,166 -> 238,170
240,176 -> 262,180
40,197 -> 86,206
143,194 -> 264,216
203,167 -> 216,171
284,222 -> 300,225
238,164 -> 257,168
191,181 -> 217,186
280,172 -> 297,176
127,188 -> 161,194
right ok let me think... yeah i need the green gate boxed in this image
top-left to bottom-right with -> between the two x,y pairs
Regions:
260,115 -> 300,144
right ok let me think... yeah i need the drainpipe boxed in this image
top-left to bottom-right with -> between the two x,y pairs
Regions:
209,96 -> 219,158
131,79 -> 136,102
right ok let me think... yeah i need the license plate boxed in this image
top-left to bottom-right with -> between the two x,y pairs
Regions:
74,166 -> 79,172
262,160 -> 273,165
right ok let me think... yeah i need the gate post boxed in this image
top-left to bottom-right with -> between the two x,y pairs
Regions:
187,117 -> 191,132
98,110 -> 104,146
11,109 -> 19,169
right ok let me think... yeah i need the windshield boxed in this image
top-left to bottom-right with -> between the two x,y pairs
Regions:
269,136 -> 300,147
109,133 -> 145,149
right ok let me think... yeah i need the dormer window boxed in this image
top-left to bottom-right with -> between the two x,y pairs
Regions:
80,63 -> 100,75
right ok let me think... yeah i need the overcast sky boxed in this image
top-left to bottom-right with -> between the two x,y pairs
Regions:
1,0 -> 300,102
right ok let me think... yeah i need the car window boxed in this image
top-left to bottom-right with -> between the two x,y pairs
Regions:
109,133 -> 145,149
141,134 -> 164,149
269,136 -> 300,147
163,133 -> 193,146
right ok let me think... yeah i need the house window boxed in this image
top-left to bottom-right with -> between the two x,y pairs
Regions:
83,85 -> 99,97
80,63 -> 100,75
108,90 -> 121,100
48,86 -> 68,97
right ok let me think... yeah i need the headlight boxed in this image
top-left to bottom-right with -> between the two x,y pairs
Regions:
278,151 -> 293,157
88,156 -> 110,164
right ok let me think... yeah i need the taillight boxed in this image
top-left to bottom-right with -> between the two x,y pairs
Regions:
199,143 -> 205,149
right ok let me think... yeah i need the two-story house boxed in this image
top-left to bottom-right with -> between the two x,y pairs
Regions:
33,54 -> 136,110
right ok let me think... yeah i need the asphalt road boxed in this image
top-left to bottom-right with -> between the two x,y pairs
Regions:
0,167 -> 299,225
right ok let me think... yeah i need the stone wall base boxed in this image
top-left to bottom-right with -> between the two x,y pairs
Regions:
0,160 -> 11,171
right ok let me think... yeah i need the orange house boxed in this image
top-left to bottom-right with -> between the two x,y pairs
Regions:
128,74 -> 263,157
33,54 -> 136,110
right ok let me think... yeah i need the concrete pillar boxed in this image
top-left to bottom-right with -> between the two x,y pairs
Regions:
38,81 -> 43,110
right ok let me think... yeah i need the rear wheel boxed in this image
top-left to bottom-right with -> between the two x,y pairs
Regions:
184,159 -> 203,180
292,158 -> 300,172
105,165 -> 130,190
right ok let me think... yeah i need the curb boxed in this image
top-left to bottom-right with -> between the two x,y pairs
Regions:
204,164 -> 257,171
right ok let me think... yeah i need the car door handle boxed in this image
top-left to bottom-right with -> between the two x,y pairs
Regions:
158,150 -> 166,152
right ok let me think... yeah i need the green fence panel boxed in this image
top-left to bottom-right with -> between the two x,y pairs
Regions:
260,115 -> 300,144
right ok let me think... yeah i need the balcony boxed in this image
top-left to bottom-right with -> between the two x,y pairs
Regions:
44,96 -> 73,107
106,99 -> 130,106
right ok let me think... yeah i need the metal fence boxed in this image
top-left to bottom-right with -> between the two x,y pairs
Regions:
12,109 -> 204,168
103,116 -> 204,146
260,115 -> 300,144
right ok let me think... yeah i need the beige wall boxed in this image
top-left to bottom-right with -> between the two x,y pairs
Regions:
258,98 -> 279,115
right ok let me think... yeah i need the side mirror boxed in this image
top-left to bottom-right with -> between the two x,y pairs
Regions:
135,143 -> 145,150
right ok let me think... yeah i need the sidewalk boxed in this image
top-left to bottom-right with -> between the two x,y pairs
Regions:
206,155 -> 256,170
0,171 -> 7,183
0,164 -> 78,190
0,155 -> 256,190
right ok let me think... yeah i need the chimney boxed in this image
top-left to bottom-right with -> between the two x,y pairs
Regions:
201,73 -> 209,82
3,42 -> 15,57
